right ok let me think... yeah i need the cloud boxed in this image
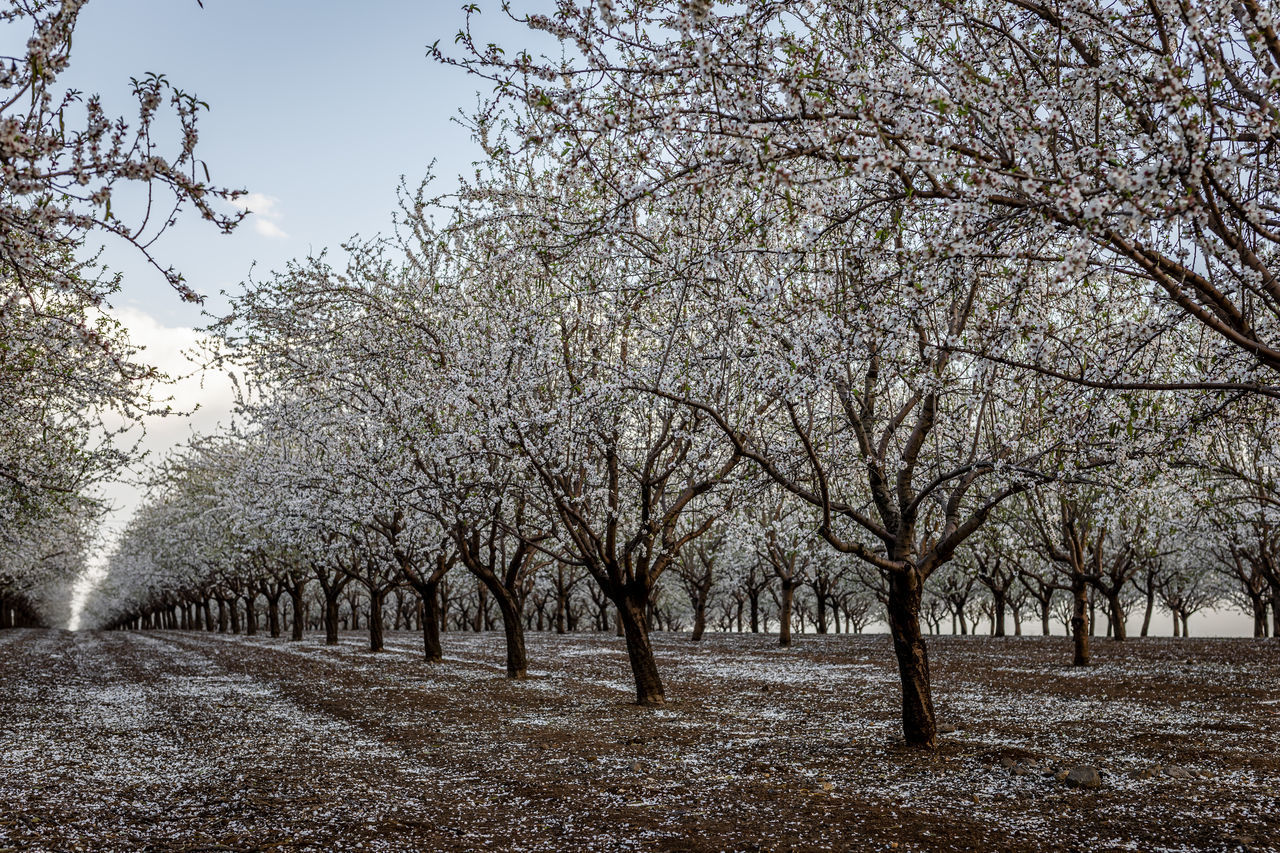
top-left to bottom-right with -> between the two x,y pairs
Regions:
254,218 -> 289,240
230,192 -> 289,240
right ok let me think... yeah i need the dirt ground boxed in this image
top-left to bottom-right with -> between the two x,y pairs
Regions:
0,628 -> 1276,852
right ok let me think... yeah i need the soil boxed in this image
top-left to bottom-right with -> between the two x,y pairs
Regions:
0,628 -> 1277,852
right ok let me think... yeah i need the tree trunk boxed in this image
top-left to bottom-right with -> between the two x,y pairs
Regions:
616,597 -> 665,706
1181,612 -> 1190,637
992,591 -> 1007,637
204,599 -> 214,632
229,598 -> 241,634
1141,584 -> 1155,637
324,594 -> 340,645
421,582 -> 443,662
778,579 -> 794,647
886,569 -> 936,748
368,589 -> 385,652
555,587 -> 568,634
216,598 -> 228,633
1040,599 -> 1051,636
243,595 -> 258,636
1107,592 -> 1126,641
495,591 -> 528,678
290,587 -> 305,641
749,592 -> 760,633
1070,578 -> 1090,666
267,594 -> 281,638
691,588 -> 707,642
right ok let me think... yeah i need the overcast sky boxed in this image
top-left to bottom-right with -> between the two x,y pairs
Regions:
54,1 -> 1255,635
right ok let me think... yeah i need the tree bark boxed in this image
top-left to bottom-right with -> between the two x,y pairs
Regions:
691,590 -> 708,642
1107,592 -> 1126,641
1071,578 -> 1091,666
495,591 -> 528,678
421,582 -> 443,662
290,586 -> 305,641
368,589 -> 385,652
992,592 -> 1006,637
324,594 -> 340,645
616,598 -> 665,705
266,593 -> 281,638
243,594 -> 258,636
1141,583 -> 1155,637
778,579 -> 794,647
886,569 -> 936,748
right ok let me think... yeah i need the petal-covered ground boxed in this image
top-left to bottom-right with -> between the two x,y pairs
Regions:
0,628 -> 1276,852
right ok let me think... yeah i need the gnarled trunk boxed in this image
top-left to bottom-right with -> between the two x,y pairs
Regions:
1071,577 -> 1091,666
421,581 -> 443,662
495,590 -> 528,678
616,597 -> 664,706
887,569 -> 936,748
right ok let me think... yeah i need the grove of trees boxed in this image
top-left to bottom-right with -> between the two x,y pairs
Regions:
6,0 -> 1280,752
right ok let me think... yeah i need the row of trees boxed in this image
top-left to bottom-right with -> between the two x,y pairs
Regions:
99,506 -> 1253,643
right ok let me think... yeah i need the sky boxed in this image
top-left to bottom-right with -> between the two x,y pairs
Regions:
46,1 -> 1255,635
